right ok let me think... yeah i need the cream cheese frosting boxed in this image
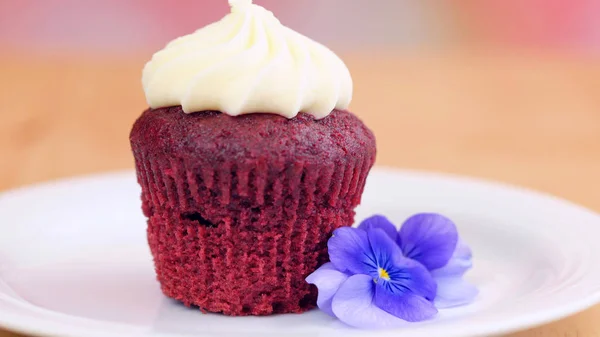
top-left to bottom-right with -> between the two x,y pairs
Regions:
142,0 -> 352,119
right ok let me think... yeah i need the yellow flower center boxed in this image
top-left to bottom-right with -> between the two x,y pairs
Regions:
378,267 -> 390,280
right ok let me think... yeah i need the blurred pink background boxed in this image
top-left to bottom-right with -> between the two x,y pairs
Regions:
1,0 -> 599,54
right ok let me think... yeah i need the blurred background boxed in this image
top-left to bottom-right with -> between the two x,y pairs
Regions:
2,0 -> 600,205
0,1 -> 600,336
5,0 -> 599,203
1,0 -> 600,201
2,0 -> 600,53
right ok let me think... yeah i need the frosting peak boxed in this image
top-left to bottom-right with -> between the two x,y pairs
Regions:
142,0 -> 352,119
229,0 -> 252,9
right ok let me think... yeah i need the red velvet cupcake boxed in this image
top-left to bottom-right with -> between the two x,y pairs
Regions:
130,0 -> 376,316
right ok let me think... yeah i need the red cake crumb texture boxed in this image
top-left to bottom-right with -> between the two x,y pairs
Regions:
130,107 -> 376,316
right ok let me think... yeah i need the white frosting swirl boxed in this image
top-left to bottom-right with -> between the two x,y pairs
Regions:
142,0 -> 352,119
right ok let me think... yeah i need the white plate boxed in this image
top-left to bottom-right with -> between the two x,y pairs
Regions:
1,168 -> 600,337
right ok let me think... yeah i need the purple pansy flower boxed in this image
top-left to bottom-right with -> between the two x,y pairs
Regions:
306,213 -> 477,329
362,214 -> 477,308
306,227 -> 438,328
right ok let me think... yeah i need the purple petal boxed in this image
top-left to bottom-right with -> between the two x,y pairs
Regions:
365,228 -> 404,278
328,227 -> 372,275
453,239 -> 473,260
431,240 -> 473,278
305,263 -> 349,317
358,215 -> 398,242
388,257 -> 438,301
433,276 -> 478,308
331,274 -> 408,329
366,229 -> 437,300
398,213 -> 459,270
374,282 -> 438,322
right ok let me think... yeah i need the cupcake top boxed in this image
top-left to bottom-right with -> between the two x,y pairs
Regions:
142,0 -> 352,120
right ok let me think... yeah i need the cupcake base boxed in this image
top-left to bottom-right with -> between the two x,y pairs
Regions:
130,108 -> 376,315
137,157 -> 368,315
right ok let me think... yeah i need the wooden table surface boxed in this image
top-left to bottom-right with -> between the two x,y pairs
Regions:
1,50 -> 600,336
